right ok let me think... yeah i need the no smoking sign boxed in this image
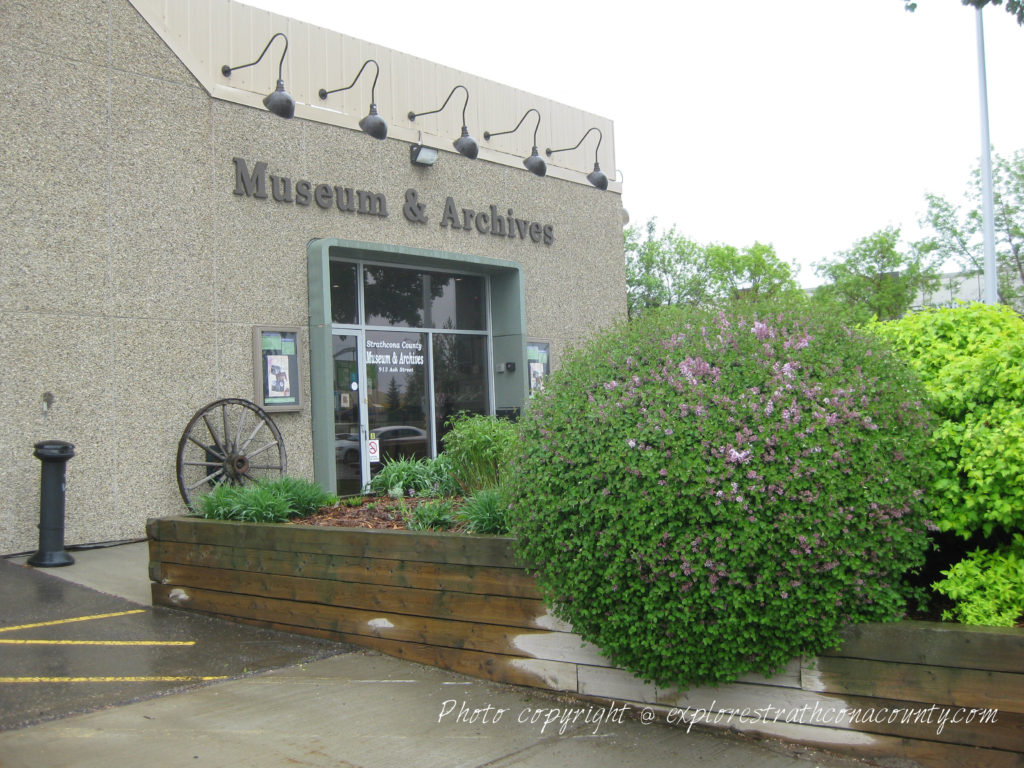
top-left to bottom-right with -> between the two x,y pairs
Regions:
366,438 -> 380,463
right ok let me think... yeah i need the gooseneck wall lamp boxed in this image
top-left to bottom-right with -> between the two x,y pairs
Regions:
221,32 -> 295,119
318,59 -> 387,140
407,85 -> 479,160
546,127 -> 608,190
484,108 -> 546,177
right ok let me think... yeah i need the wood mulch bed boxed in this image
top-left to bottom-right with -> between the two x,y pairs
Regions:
291,495 -> 455,530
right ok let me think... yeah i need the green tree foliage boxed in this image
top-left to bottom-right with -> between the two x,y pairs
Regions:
919,150 -> 1024,311
903,1 -> 1024,26
812,227 -> 942,321
624,218 -> 801,318
509,300 -> 936,687
872,303 -> 1024,539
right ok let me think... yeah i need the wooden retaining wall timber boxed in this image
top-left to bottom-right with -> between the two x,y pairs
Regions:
148,517 -> 1024,768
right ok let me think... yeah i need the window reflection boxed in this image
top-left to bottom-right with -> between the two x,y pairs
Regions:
329,261 -> 359,325
363,265 -> 484,330
433,334 -> 488,454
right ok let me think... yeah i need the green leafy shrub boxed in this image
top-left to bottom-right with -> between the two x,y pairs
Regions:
369,455 -> 455,498
509,301 -> 937,688
456,489 -> 509,535
404,498 -> 458,531
441,413 -> 518,493
194,477 -> 336,523
932,535 -> 1024,627
871,302 -> 1024,539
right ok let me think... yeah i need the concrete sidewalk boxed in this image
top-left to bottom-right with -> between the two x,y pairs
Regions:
0,543 -> 873,768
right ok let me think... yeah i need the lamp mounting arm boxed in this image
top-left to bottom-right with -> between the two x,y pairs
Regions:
222,32 -> 288,80
546,127 -> 603,162
484,108 -> 541,147
408,84 -> 470,126
318,59 -> 381,102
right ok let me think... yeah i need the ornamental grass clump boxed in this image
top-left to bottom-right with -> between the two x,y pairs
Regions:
508,301 -> 938,688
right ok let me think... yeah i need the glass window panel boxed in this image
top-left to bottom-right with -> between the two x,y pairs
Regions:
363,265 -> 424,328
329,261 -> 359,325
423,273 -> 485,331
432,334 -> 489,454
332,335 -> 362,495
363,264 -> 486,331
365,331 -> 430,473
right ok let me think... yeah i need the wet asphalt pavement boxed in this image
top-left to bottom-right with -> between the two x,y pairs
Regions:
0,555 -> 354,730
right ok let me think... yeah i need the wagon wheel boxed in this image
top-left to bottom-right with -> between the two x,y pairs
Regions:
176,398 -> 287,509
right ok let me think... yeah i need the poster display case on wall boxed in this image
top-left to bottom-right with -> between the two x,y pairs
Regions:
253,326 -> 302,412
527,340 -> 550,394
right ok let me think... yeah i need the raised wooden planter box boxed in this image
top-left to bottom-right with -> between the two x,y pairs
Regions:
148,516 -> 1024,768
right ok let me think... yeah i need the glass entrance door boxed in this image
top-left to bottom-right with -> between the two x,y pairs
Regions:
328,260 -> 494,495
365,330 -> 430,486
332,334 -> 364,495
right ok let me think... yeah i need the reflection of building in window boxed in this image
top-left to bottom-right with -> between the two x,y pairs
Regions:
527,341 -> 550,394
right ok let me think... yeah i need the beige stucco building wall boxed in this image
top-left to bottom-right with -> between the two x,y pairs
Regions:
0,0 -> 626,554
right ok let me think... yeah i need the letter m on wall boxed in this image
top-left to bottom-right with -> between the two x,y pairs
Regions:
233,158 -> 268,199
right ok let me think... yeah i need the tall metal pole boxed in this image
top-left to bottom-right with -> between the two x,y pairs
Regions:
976,7 -> 999,304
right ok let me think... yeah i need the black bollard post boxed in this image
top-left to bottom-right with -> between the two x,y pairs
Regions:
27,440 -> 76,568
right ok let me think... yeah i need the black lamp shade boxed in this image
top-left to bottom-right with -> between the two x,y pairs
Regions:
453,127 -> 479,160
263,80 -> 295,119
587,163 -> 609,190
523,147 -> 546,177
359,104 -> 387,140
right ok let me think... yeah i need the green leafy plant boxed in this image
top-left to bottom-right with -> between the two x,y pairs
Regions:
368,455 -> 455,498
441,413 -> 518,494
509,300 -> 937,688
456,489 -> 509,535
404,498 -> 458,531
932,535 -> 1024,627
871,303 -> 1024,539
194,477 -> 336,523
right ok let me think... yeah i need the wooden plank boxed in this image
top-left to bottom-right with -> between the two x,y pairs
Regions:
324,632 -> 580,693
151,582 -> 580,662
578,664 -> 657,703
635,709 -> 1024,768
803,656 -> 1024,714
151,587 -> 577,692
148,516 -> 524,567
150,539 -> 542,598
578,660 -> 802,711
651,678 -> 1023,752
155,562 -> 555,630
831,621 -> 1024,674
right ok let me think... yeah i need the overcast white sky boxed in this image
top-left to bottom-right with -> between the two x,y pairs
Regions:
243,0 -> 1024,286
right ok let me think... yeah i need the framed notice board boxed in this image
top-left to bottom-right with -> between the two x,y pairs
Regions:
253,326 -> 302,412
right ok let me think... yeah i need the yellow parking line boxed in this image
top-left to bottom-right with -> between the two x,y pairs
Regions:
0,676 -> 228,683
0,639 -> 195,646
0,610 -> 147,634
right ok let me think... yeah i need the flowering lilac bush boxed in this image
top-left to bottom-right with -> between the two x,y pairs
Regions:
508,302 -> 937,687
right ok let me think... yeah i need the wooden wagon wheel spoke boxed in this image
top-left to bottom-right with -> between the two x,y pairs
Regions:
175,398 -> 287,509
186,469 -> 226,492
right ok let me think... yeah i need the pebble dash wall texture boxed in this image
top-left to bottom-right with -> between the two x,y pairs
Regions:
0,0 -> 626,553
